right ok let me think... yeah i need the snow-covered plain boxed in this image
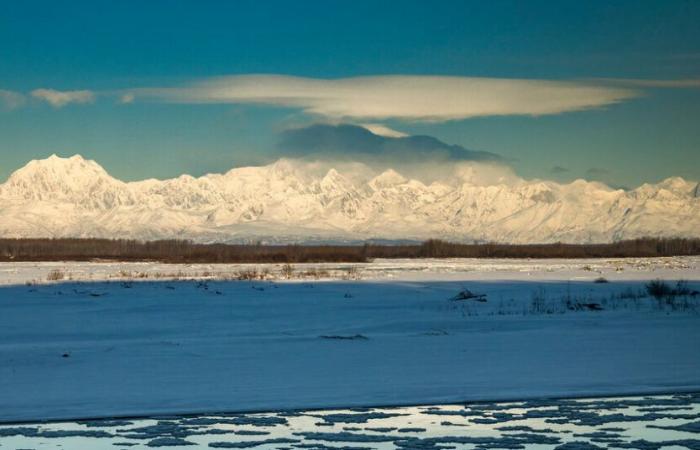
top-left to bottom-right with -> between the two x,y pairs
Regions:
1,256 -> 698,285
0,257 -> 699,424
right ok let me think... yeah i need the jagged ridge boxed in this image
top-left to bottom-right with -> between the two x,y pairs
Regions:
0,154 -> 698,243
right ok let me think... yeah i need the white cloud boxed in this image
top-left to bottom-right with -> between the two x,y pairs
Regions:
0,89 -> 25,110
31,88 -> 95,108
131,75 -> 640,122
360,123 -> 408,137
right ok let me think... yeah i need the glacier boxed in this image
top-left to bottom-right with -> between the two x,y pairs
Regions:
0,154 -> 698,243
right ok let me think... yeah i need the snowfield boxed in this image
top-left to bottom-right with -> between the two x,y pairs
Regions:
0,257 -> 699,423
1,256 -> 698,285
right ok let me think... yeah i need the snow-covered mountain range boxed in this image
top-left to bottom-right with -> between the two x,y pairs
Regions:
0,154 -> 698,243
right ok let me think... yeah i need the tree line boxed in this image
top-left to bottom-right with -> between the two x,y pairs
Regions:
0,237 -> 699,263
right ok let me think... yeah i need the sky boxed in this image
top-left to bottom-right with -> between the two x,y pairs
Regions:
1,0 -> 699,188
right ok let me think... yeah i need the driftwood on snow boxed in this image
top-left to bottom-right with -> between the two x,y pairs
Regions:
450,289 -> 487,302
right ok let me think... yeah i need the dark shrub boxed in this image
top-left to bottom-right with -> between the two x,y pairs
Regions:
646,279 -> 672,299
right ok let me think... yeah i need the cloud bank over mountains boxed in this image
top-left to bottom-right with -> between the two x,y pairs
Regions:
272,122 -> 633,186
275,124 -> 509,184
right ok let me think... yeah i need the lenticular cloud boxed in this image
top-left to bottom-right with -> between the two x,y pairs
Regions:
128,75 -> 640,121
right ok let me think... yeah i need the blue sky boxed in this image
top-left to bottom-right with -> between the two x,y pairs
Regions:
1,0 -> 699,187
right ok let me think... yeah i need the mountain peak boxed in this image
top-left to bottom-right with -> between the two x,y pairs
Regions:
47,153 -> 83,160
369,169 -> 408,190
19,152 -> 94,169
40,153 -> 89,164
657,176 -> 696,195
319,168 -> 354,194
13,154 -> 110,185
1,153 -> 127,206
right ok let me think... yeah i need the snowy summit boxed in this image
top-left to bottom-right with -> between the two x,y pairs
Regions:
0,154 -> 698,243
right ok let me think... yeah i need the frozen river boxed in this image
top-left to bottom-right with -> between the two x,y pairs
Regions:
2,394 -> 700,449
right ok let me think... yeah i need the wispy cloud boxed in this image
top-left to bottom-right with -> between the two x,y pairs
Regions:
594,78 -> 700,88
31,88 -> 95,108
127,75 -> 640,122
119,92 -> 135,104
0,89 -> 25,110
550,165 -> 570,174
360,123 -> 408,138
